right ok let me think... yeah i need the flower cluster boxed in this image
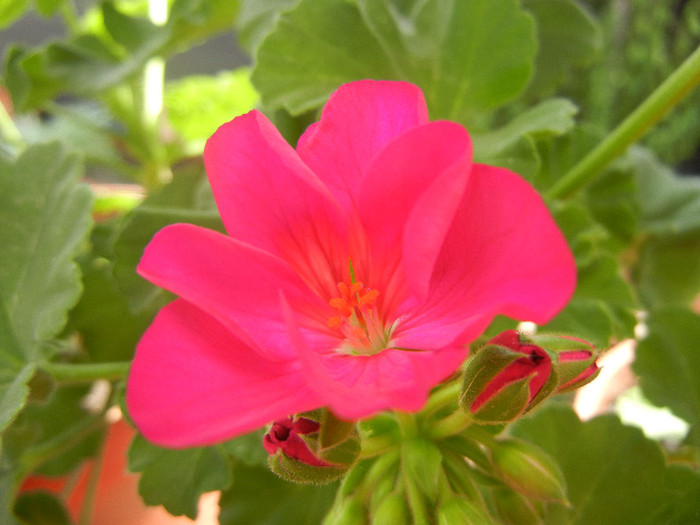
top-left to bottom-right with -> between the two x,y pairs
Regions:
126,80 -> 576,447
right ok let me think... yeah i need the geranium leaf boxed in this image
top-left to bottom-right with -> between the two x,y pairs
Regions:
252,0 -> 537,122
251,0 -> 392,115
112,167 -> 224,311
633,308 -> 700,448
0,143 -> 92,433
218,462 -> 337,525
356,0 -> 537,122
128,435 -> 232,519
523,0 -> 602,97
511,404 -> 682,524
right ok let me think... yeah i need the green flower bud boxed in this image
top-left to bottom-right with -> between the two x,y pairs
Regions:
264,409 -> 360,484
491,438 -> 568,503
530,334 -> 600,392
436,497 -> 493,525
460,330 -> 558,424
323,496 -> 366,525
492,487 -> 544,525
373,492 -> 411,525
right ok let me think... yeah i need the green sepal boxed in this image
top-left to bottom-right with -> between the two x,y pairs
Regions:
491,438 -> 568,503
470,376 -> 532,424
267,450 -> 348,485
459,344 -> 527,410
557,365 -> 601,393
492,487 -> 544,525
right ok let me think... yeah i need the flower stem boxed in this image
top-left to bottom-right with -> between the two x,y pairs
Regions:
394,411 -> 418,438
427,409 -> 473,441
546,44 -> 700,200
42,362 -> 131,384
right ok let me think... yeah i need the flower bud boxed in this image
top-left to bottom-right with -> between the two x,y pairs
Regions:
373,492 -> 411,525
436,497 -> 493,525
529,333 -> 600,392
460,330 -> 557,423
492,487 -> 544,525
491,438 -> 568,503
264,410 -> 360,484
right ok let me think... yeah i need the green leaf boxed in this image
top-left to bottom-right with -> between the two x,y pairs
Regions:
35,0 -> 65,17
236,0 -> 299,54
0,0 -> 28,30
632,147 -> 700,237
356,0 -> 537,122
511,404 -> 672,524
0,143 -> 92,351
128,435 -> 232,519
112,167 -> 224,311
472,98 -> 578,179
218,462 -> 337,524
253,0 -> 537,121
523,0 -> 602,97
252,0 -> 392,115
635,237 -> 700,309
633,308 -> 700,448
0,143 -> 92,433
544,254 -> 637,347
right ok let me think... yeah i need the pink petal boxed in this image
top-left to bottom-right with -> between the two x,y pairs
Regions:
204,110 -> 350,297
356,121 -> 472,310
126,300 -> 322,447
399,164 -> 576,349
138,223 -> 336,362
297,80 -> 429,209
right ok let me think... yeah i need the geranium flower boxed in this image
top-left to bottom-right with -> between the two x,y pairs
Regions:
127,80 -> 576,447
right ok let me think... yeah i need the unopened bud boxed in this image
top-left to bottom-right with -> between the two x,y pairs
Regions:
460,330 -> 557,423
373,493 -> 411,525
492,487 -> 544,525
491,438 -> 568,503
529,333 -> 600,392
436,497 -> 493,525
264,410 -> 359,484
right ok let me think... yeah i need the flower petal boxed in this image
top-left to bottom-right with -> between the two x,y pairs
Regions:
138,223 -> 335,362
297,80 -> 429,209
400,164 -> 576,349
356,121 -> 472,310
126,300 -> 321,447
204,110 -> 350,297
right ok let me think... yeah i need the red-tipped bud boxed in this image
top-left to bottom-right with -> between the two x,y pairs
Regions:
528,333 -> 600,393
460,330 -> 558,424
263,417 -> 328,467
263,410 -> 360,484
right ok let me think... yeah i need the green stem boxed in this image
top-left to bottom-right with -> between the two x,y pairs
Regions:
358,435 -> 396,460
394,411 -> 418,438
427,409 -> 473,441
42,362 -> 131,384
547,44 -> 700,200
421,379 -> 462,418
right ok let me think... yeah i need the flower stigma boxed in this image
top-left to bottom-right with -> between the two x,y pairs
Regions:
327,280 -> 395,355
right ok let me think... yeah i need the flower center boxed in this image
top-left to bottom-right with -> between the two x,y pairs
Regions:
327,281 -> 394,355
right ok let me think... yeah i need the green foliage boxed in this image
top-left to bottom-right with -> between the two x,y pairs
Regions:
0,144 -> 92,434
511,404 -> 700,524
634,308 -> 700,448
0,0 -> 699,521
252,0 -> 536,123
128,434 -> 233,518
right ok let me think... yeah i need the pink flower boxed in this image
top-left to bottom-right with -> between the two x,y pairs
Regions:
126,80 -> 576,447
